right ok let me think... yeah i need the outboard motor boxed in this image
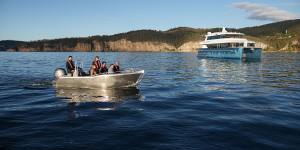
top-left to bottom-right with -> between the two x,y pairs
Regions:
54,68 -> 66,79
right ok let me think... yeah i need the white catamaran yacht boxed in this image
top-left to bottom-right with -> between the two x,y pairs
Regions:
198,27 -> 262,60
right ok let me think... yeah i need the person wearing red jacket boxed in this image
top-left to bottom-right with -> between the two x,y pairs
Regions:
92,56 -> 101,74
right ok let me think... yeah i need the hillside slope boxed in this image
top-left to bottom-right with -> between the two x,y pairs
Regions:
238,19 -> 300,50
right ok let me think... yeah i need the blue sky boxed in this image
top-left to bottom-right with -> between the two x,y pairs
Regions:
0,0 -> 299,41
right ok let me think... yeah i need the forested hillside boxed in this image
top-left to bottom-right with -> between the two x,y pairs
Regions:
1,19 -> 299,52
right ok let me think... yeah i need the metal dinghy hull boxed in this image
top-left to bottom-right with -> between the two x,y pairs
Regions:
55,70 -> 144,89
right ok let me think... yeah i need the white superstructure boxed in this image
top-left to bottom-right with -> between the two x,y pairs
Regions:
201,27 -> 256,49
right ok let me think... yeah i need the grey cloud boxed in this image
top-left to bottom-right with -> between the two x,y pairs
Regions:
233,2 -> 298,21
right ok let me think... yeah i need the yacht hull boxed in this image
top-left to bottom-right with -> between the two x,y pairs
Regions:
198,47 -> 261,60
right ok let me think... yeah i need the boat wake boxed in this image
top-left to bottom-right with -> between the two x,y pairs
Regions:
22,79 -> 53,90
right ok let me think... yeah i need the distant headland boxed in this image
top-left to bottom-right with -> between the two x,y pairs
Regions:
1,19 -> 299,52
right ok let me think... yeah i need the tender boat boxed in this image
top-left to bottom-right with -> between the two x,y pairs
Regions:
54,66 -> 144,89
198,27 -> 262,60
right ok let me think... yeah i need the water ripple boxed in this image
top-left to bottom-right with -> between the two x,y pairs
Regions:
0,52 -> 300,149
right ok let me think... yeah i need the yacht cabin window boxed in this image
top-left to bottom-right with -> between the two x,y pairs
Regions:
247,43 -> 255,47
207,34 -> 243,40
206,43 -> 244,49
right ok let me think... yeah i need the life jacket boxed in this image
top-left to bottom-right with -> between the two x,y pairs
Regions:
93,60 -> 101,70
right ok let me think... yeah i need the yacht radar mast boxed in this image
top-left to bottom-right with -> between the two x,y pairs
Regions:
222,27 -> 227,33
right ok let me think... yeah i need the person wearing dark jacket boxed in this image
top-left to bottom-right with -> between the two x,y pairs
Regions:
100,61 -> 108,73
66,56 -> 75,75
113,61 -> 120,72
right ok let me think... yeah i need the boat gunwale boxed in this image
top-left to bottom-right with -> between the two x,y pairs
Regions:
58,70 -> 144,79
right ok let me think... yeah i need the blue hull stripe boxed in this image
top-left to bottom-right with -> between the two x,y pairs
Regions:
198,48 -> 262,59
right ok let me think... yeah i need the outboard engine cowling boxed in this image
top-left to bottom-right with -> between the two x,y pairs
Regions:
54,68 -> 66,79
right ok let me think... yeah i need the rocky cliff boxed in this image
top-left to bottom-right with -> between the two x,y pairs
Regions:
4,38 -> 299,52
8,39 -> 202,52
104,39 -> 201,52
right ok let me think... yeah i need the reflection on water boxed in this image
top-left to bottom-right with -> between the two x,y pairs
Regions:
198,58 -> 262,84
55,87 -> 141,103
55,87 -> 142,119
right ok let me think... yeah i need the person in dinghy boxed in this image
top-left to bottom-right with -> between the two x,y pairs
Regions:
92,56 -> 101,74
100,61 -> 108,73
89,56 -> 101,76
66,56 -> 75,76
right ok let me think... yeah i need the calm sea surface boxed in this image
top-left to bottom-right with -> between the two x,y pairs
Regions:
0,52 -> 300,150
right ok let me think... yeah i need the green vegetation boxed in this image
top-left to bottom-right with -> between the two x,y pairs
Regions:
0,40 -> 26,51
238,19 -> 300,36
91,27 -> 208,48
238,19 -> 300,50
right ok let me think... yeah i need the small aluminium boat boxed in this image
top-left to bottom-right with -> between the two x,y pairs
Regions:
54,67 -> 144,89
